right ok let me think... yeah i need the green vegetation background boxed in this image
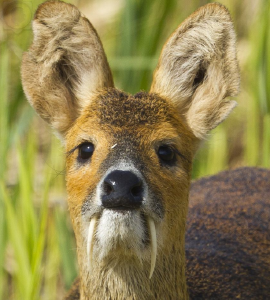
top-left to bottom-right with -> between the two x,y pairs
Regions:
0,0 -> 269,298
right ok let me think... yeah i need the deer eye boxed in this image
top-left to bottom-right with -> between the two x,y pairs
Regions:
78,142 -> 94,161
157,145 -> 176,164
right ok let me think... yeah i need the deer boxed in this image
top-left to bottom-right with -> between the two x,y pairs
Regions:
21,1 -> 270,299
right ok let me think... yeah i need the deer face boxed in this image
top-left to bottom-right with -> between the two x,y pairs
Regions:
21,1 -> 239,281
65,90 -> 194,270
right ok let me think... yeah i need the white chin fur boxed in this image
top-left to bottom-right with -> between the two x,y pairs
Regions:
87,210 -> 158,278
95,210 -> 145,260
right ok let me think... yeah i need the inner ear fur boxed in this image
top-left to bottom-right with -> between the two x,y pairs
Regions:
150,3 -> 240,139
21,1 -> 114,136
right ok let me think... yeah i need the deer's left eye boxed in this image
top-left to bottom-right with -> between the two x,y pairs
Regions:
157,145 -> 176,164
78,142 -> 94,161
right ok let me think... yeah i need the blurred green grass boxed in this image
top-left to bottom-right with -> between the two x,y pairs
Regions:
0,0 -> 269,299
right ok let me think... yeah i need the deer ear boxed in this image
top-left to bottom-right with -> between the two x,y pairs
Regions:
150,3 -> 240,139
21,1 -> 113,136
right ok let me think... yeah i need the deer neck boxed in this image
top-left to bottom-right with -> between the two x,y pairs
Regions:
77,233 -> 188,300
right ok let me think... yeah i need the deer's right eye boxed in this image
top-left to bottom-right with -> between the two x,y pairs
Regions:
78,142 -> 94,161
157,145 -> 176,164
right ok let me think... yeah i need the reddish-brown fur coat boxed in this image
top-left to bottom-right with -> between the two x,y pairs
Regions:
187,167 -> 270,299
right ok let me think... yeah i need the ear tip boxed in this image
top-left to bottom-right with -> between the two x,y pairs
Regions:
193,2 -> 233,22
203,2 -> 230,12
34,0 -> 79,22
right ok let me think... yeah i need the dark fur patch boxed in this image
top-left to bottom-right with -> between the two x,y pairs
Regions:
89,89 -> 173,127
186,167 -> 270,299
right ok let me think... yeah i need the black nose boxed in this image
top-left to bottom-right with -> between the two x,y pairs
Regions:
101,170 -> 144,210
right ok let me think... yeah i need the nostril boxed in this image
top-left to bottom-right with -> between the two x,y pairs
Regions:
103,181 -> 114,195
130,184 -> 143,198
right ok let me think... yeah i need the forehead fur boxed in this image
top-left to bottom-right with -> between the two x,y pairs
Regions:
66,88 -> 197,164
85,89 -> 179,128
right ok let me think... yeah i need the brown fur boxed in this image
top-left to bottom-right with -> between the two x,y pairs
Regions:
20,1 -> 269,299
186,167 -> 270,299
